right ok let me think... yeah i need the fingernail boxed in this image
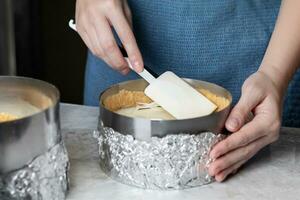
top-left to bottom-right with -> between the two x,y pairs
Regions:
212,154 -> 220,160
216,175 -> 226,182
121,69 -> 129,75
131,60 -> 142,72
227,118 -> 239,130
121,70 -> 127,75
209,151 -> 215,159
207,166 -> 214,176
210,150 -> 219,160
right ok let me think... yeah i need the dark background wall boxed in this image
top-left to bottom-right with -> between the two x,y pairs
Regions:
0,0 -> 16,75
13,0 -> 87,104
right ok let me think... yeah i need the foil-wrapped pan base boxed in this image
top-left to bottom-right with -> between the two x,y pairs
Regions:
95,126 -> 225,190
0,141 -> 69,200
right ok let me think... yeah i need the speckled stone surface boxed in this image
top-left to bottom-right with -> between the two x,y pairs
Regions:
60,103 -> 300,200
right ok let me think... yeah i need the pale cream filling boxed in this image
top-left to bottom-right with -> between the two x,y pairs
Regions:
0,95 -> 40,122
104,88 -> 229,120
116,102 -> 175,120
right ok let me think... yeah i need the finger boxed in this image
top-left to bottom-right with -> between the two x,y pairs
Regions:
122,0 -> 133,28
79,29 -> 94,53
90,27 -> 116,68
226,85 -> 264,132
79,17 -> 106,59
121,67 -> 130,75
108,7 -> 144,72
209,135 -> 269,177
214,159 -> 246,182
76,16 -> 97,54
92,17 -> 127,71
210,116 -> 266,159
89,26 -> 113,64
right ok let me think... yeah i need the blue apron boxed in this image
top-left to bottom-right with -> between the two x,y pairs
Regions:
84,0 -> 300,127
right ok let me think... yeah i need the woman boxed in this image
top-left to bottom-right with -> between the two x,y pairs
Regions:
75,0 -> 300,182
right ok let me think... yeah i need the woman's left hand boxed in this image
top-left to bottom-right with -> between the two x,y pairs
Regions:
208,70 -> 283,182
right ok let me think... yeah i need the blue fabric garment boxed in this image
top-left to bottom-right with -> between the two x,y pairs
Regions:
84,0 -> 300,127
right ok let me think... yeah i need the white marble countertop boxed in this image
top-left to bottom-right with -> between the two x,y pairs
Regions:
60,103 -> 300,200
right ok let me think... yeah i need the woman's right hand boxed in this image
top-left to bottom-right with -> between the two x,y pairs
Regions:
75,0 -> 143,74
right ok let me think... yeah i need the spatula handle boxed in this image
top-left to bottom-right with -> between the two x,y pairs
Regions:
123,57 -> 156,83
117,44 -> 154,83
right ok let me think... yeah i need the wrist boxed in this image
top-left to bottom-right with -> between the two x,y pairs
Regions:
257,64 -> 289,97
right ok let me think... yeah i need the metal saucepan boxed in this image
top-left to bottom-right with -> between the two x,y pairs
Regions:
0,76 -> 60,174
99,79 -> 232,140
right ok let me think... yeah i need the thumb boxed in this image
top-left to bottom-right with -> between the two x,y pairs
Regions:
226,87 -> 262,132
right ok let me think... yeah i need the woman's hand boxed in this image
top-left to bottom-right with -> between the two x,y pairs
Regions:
208,70 -> 283,182
208,0 -> 300,182
75,0 -> 143,74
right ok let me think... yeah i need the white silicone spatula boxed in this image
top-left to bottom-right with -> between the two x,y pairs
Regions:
116,45 -> 217,119
69,20 -> 217,119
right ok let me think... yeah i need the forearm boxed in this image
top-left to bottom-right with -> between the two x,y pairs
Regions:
259,0 -> 300,95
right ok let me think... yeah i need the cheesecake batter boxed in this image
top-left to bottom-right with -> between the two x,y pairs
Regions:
0,95 -> 40,122
104,88 -> 229,120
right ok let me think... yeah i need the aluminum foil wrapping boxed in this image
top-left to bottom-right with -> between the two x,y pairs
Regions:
0,141 -> 69,200
95,126 -> 225,190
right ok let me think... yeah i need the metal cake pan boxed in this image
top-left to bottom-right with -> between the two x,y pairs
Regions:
99,79 -> 232,140
0,76 -> 61,174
